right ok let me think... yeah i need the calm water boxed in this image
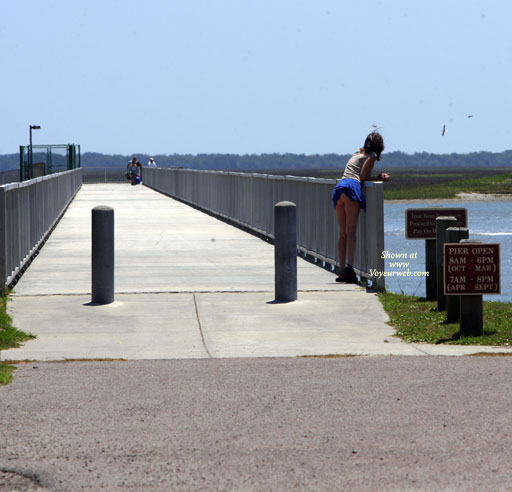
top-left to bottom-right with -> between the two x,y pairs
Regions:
384,201 -> 512,303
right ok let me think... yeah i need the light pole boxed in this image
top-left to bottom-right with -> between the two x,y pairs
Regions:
29,125 -> 41,178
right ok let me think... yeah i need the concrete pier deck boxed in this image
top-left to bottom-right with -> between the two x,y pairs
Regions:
1,183 -> 506,361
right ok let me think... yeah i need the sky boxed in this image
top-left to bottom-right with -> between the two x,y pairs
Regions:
2,0 -> 512,156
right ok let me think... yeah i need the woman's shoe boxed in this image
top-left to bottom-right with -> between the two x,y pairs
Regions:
335,271 -> 349,282
339,265 -> 358,284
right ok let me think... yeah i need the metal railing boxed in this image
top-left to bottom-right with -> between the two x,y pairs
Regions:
82,167 -> 130,183
143,168 -> 385,289
0,169 -> 82,291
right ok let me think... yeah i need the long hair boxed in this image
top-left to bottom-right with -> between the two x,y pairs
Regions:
363,132 -> 385,160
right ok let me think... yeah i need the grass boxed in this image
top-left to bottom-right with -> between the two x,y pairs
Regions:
0,295 -> 35,385
378,292 -> 512,345
383,170 -> 512,200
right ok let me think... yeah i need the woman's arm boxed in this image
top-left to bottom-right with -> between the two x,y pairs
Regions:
359,155 -> 376,182
360,156 -> 391,182
365,172 -> 391,182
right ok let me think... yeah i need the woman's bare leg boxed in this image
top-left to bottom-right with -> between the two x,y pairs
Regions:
341,194 -> 361,266
335,198 -> 347,270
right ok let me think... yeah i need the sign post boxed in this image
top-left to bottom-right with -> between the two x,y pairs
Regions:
406,208 -> 467,300
444,241 -> 500,336
445,227 -> 469,322
436,216 -> 458,311
425,239 -> 436,300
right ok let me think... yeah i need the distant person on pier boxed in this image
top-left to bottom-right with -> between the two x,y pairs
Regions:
126,157 -> 142,185
148,157 -> 158,168
332,132 -> 390,283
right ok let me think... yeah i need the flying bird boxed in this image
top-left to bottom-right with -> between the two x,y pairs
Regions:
442,124 -> 446,136
467,115 -> 474,118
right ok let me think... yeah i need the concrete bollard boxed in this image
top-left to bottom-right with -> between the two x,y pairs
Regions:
435,216 -> 457,311
91,206 -> 114,304
274,201 -> 297,302
445,227 -> 469,322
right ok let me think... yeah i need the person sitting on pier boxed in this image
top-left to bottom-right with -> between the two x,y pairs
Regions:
332,132 -> 390,283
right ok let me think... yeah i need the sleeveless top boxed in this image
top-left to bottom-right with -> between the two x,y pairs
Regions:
342,151 -> 377,181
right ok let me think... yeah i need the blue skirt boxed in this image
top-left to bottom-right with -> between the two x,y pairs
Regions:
332,178 -> 366,211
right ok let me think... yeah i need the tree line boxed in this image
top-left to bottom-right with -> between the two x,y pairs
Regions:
1,150 -> 511,172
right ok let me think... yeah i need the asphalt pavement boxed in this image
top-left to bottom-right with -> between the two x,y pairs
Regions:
1,357 -> 512,491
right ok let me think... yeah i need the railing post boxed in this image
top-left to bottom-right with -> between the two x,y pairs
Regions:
274,201 -> 297,302
91,206 -> 115,304
365,182 -> 385,290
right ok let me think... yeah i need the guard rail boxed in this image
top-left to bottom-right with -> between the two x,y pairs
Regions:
0,169 -> 82,291
143,168 -> 385,289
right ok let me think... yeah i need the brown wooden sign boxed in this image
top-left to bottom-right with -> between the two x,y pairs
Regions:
406,208 -> 467,239
444,243 -> 500,295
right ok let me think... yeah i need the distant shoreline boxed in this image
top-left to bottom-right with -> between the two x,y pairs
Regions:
385,193 -> 512,204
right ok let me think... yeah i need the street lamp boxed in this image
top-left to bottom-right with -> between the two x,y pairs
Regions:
29,125 -> 41,177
